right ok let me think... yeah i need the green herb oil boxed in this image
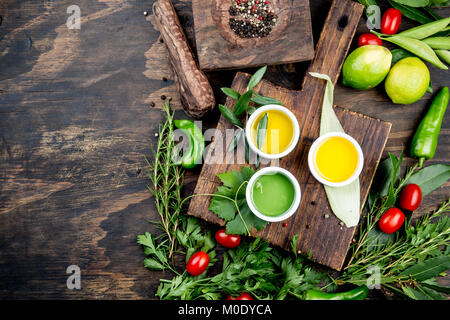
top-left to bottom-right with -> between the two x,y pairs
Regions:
252,173 -> 295,216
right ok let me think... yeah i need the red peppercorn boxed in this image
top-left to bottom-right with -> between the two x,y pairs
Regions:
265,1 -> 270,4
259,16 -> 263,20
283,222 -> 288,228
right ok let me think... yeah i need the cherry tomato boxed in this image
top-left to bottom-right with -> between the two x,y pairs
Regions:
186,251 -> 209,276
400,184 -> 422,211
379,208 -> 405,234
227,292 -> 253,300
381,8 -> 402,35
358,33 -> 382,47
215,229 -> 241,248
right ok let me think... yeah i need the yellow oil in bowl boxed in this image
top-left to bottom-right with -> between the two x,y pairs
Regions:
314,136 -> 359,183
250,109 -> 294,154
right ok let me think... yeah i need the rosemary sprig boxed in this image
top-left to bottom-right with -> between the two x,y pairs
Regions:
145,99 -> 183,260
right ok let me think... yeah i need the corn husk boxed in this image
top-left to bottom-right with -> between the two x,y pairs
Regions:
309,72 -> 360,228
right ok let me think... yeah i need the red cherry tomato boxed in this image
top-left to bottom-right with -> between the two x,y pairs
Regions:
227,292 -> 253,300
215,229 -> 241,248
381,8 -> 402,35
379,208 -> 405,234
186,251 -> 209,276
358,33 -> 382,47
400,184 -> 422,211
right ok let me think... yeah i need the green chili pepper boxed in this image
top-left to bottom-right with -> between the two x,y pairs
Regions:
174,119 -> 205,169
422,36 -> 450,50
372,31 -> 448,70
304,285 -> 369,300
398,17 -> 450,40
435,49 -> 450,65
410,87 -> 449,167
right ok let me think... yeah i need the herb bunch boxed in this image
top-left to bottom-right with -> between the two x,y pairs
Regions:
156,237 -> 324,300
334,153 -> 450,299
219,65 -> 281,167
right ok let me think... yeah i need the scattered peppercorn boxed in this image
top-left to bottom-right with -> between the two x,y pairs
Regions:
161,95 -> 166,100
282,222 -> 288,228
150,101 -> 156,108
228,0 -> 278,38
162,77 -> 168,82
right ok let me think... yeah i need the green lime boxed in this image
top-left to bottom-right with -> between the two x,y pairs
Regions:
342,45 -> 392,90
385,57 -> 430,105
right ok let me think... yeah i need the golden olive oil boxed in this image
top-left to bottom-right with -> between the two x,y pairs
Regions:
250,110 -> 294,154
314,136 -> 359,183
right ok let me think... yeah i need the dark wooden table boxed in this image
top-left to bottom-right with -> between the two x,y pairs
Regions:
0,0 -> 448,299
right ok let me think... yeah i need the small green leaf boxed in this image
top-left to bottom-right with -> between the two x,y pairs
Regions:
251,93 -> 282,106
247,66 -> 267,90
233,90 -> 253,117
399,256 -> 450,281
219,104 -> 244,128
390,0 -> 430,7
227,130 -> 243,152
221,87 -> 240,100
143,258 -> 165,271
257,112 -> 268,150
387,0 -> 433,24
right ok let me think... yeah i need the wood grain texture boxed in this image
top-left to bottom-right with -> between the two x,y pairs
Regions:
153,0 -> 215,118
192,0 -> 315,70
188,0 -> 382,271
0,0 -> 448,299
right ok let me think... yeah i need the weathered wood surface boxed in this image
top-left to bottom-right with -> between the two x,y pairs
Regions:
188,0 -> 391,271
192,0 -> 314,70
153,0 -> 215,118
0,0 -> 448,298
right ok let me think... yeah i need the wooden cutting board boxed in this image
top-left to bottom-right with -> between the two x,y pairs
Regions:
192,0 -> 314,70
187,0 -> 392,271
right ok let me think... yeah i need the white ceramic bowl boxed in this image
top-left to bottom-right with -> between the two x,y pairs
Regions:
245,104 -> 300,160
246,166 -> 301,222
307,132 -> 364,187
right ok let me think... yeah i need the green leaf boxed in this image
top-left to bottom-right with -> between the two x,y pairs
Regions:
356,0 -> 377,8
423,7 -> 442,21
406,164 -> 450,196
137,232 -> 156,251
209,197 -> 236,221
221,87 -> 240,100
247,66 -> 267,90
227,202 -> 266,236
257,112 -> 268,150
370,156 -> 396,199
219,104 -> 244,128
144,258 -> 166,271
399,255 -> 450,281
387,0 -> 433,24
227,130 -> 243,152
233,90 -> 253,117
390,0 -> 430,7
251,93 -> 282,106
391,48 -> 415,67
421,282 -> 450,294
366,228 -> 395,252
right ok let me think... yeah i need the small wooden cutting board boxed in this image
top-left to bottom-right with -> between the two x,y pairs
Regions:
192,0 -> 314,70
188,0 -> 391,270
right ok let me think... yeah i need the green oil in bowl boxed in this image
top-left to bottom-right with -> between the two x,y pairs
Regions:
252,172 -> 295,217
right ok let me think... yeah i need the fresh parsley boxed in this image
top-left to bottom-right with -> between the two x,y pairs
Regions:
208,166 -> 268,235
